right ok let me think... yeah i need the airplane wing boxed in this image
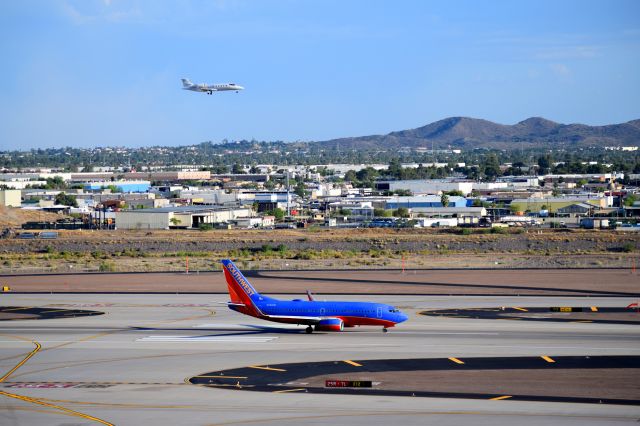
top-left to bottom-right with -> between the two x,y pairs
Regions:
263,314 -> 324,324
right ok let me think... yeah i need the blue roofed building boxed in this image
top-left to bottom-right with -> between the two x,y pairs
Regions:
385,195 -> 468,210
84,180 -> 151,193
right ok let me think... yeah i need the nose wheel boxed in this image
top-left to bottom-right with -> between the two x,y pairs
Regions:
382,327 -> 388,333
305,326 -> 313,334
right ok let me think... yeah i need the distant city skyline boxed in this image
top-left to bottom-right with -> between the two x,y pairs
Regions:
1,0 -> 639,150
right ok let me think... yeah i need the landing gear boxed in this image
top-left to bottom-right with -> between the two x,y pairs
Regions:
306,326 -> 313,334
382,327 -> 388,333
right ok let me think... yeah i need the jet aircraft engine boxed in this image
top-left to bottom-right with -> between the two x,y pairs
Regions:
315,318 -> 344,332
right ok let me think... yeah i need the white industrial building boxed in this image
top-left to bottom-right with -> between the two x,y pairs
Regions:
0,190 -> 21,207
115,206 -> 251,230
375,180 -> 475,196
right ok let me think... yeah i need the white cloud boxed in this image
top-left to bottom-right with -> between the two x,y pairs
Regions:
550,63 -> 570,76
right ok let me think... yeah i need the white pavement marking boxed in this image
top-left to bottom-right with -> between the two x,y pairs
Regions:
193,323 -> 305,330
136,335 -> 278,343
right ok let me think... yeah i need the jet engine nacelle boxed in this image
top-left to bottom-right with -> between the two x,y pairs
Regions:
315,318 -> 344,332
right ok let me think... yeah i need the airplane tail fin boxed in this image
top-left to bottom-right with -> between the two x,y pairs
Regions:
181,78 -> 192,87
221,259 -> 262,307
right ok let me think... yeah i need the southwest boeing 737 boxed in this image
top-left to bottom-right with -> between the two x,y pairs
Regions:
181,78 -> 244,95
221,259 -> 408,333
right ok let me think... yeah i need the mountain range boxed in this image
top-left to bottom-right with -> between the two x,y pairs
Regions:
316,117 -> 640,150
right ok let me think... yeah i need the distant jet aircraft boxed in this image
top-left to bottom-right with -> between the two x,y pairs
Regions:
181,78 -> 244,95
220,259 -> 408,333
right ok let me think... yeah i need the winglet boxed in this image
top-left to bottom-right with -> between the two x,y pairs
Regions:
306,290 -> 315,301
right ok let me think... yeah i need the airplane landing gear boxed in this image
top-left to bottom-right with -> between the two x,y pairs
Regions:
382,327 -> 388,333
306,326 -> 313,334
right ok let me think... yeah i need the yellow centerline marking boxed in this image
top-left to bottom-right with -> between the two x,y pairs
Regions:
343,360 -> 362,367
0,336 -> 114,425
541,355 -> 555,363
0,391 -> 114,425
512,307 -> 528,312
193,375 -> 248,379
273,388 -> 306,393
248,365 -> 286,372
590,306 -> 598,312
448,357 -> 464,364
0,341 -> 41,383
490,395 -> 512,401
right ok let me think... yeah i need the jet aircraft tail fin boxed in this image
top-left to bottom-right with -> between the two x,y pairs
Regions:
181,78 -> 192,87
221,259 -> 262,308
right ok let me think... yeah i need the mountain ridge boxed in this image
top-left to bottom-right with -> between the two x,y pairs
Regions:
316,117 -> 640,150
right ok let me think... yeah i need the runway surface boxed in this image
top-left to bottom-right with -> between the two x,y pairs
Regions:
3,267 -> 638,295
0,293 -> 639,425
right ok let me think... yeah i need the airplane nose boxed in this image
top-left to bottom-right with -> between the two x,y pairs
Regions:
398,312 -> 409,323
236,86 -> 244,90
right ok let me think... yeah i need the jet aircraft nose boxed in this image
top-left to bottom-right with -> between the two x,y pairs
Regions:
397,311 -> 409,323
235,85 -> 244,90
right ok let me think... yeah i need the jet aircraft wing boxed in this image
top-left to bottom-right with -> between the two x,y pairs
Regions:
263,314 -> 325,325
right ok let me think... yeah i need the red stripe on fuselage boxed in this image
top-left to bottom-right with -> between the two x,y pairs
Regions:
336,316 -> 398,328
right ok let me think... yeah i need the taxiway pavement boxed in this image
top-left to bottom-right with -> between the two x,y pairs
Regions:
0,293 -> 639,425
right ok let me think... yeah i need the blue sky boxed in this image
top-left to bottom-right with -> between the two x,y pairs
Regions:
1,0 -> 639,149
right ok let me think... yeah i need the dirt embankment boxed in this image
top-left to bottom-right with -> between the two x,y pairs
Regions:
0,206 -> 67,228
1,228 -> 638,255
0,228 -> 638,273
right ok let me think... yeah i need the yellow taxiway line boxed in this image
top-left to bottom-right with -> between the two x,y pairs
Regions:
0,341 -> 41,383
490,395 -> 512,401
248,365 -> 286,372
273,388 -> 306,394
343,360 -> 362,367
541,355 -> 555,363
448,357 -> 465,364
0,336 -> 113,425
0,391 -> 114,425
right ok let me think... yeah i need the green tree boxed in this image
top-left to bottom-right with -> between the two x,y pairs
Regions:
537,155 -> 551,175
266,208 -> 285,221
483,154 -> 501,180
54,192 -> 78,207
232,163 -> 245,174
294,181 -> 307,198
393,207 -> 409,218
440,193 -> 450,207
373,208 -> 387,217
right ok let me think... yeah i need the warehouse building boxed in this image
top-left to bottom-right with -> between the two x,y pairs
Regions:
375,180 -> 474,196
385,195 -> 468,209
84,180 -> 151,193
0,189 -> 21,207
510,196 -> 612,213
114,206 -> 251,230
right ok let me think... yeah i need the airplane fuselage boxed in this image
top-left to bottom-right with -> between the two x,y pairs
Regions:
221,259 -> 408,333
182,79 -> 244,95
229,297 -> 407,329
